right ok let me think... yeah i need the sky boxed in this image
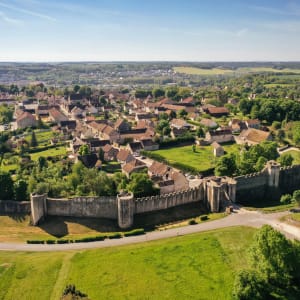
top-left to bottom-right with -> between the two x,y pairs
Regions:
0,0 -> 300,62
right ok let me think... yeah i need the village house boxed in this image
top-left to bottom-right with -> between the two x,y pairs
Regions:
205,129 -> 233,144
170,118 -> 191,130
140,138 -> 159,151
102,144 -> 119,161
235,128 -> 272,145
16,111 -> 37,129
117,149 -> 135,164
48,108 -> 68,124
114,118 -> 131,133
245,119 -> 261,129
204,106 -> 229,117
228,119 -> 247,133
122,159 -> 147,178
211,141 -> 224,157
200,118 -> 218,128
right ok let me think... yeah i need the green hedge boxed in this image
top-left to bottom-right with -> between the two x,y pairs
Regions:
108,233 -> 122,239
158,135 -> 195,149
27,240 -> 45,244
124,228 -> 145,237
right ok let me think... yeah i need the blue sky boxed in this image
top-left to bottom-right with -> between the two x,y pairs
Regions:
0,0 -> 299,61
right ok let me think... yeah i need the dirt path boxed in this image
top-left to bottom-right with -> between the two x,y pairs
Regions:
0,208 -> 298,252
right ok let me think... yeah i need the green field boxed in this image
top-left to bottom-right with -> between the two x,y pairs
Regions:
30,146 -> 67,161
0,226 -> 255,300
24,130 -> 56,146
154,144 -> 240,173
174,66 -> 300,76
174,67 -> 234,75
284,150 -> 300,165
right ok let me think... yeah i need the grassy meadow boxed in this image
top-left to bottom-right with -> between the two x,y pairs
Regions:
154,143 -> 240,173
0,226 -> 256,300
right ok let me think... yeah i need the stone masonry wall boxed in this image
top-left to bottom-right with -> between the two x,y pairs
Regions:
279,165 -> 300,194
0,200 -> 31,214
134,184 -> 205,214
46,196 -> 117,219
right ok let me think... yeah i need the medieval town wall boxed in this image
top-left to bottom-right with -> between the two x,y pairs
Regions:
46,196 -> 117,219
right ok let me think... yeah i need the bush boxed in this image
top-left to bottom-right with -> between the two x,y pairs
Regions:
124,228 -> 145,237
108,233 -> 122,239
46,240 -> 56,244
74,235 -> 106,243
188,219 -> 197,225
57,239 -> 69,244
280,194 -> 292,205
200,215 -> 208,221
26,240 -> 44,244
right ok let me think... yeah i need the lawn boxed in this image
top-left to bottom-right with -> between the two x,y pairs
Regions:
155,145 -> 215,172
24,129 -> 56,146
283,150 -> 300,165
0,226 -> 256,300
0,215 -> 119,242
154,143 -> 240,173
30,146 -> 67,161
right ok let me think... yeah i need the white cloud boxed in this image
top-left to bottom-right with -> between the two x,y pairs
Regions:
0,1 -> 56,21
0,11 -> 22,24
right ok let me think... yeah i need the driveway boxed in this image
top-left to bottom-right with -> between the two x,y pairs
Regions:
0,208 -> 298,252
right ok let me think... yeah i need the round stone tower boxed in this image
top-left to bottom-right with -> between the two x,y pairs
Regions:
117,192 -> 134,229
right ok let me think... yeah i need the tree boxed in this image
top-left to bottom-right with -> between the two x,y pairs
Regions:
196,127 -> 205,138
152,88 -> 165,98
14,180 -> 28,201
215,153 -> 237,176
126,173 -> 158,198
73,85 -> 80,93
255,156 -> 267,172
98,148 -> 104,162
249,225 -> 299,287
177,109 -> 188,119
37,156 -> 47,171
280,194 -> 292,205
293,190 -> 300,206
78,145 -> 90,156
30,131 -> 38,148
0,171 -> 14,200
278,154 -> 294,167
232,270 -> 268,300
192,144 -> 196,152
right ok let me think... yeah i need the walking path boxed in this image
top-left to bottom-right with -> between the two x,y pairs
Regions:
0,208 -> 298,252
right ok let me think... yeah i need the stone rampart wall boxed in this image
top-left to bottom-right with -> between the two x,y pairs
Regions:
279,165 -> 300,194
0,200 -> 30,214
46,196 -> 117,219
134,185 -> 204,214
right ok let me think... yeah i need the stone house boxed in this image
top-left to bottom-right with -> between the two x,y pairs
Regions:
114,118 -> 131,133
235,128 -> 272,146
170,118 -> 191,130
245,119 -> 260,129
102,144 -> 119,161
48,108 -> 68,124
204,106 -> 229,117
117,149 -> 135,164
122,159 -> 147,177
205,129 -> 233,144
211,142 -> 224,157
16,111 -> 37,129
140,139 -> 159,151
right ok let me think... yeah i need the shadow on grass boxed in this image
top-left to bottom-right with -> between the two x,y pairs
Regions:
38,216 -> 119,238
7,213 -> 28,222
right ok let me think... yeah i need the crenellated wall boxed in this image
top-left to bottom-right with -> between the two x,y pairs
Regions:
28,161 -> 300,229
135,185 -> 205,214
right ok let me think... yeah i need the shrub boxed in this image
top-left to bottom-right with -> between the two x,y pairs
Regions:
124,228 -> 145,237
188,219 -> 197,225
57,239 -> 69,244
200,215 -> 208,221
46,240 -> 56,244
280,194 -> 292,205
108,233 -> 122,239
26,240 -> 44,244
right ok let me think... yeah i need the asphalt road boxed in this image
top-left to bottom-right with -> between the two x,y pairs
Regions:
0,208 -> 298,252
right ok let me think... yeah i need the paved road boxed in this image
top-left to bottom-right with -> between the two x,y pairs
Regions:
0,208 -> 299,252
